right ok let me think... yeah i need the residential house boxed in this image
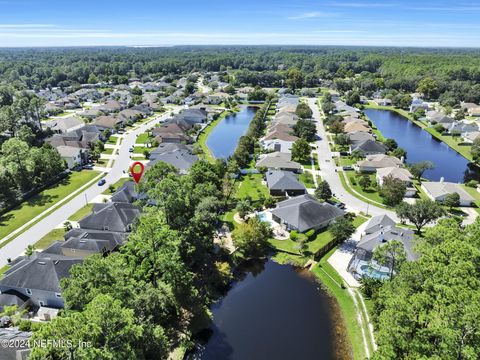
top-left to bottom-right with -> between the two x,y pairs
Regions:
111,181 -> 138,203
147,143 -> 198,174
271,194 -> 345,232
256,152 -> 302,172
348,131 -> 375,145
44,116 -> 84,134
175,108 -> 209,125
152,123 -> 192,144
93,115 -> 125,131
410,98 -> 430,113
426,110 -> 454,124
421,181 -> 474,206
356,154 -> 403,172
349,217 -> 417,279
265,170 -> 306,196
56,145 -> 87,169
350,139 -> 387,156
463,131 -> 480,144
78,202 -> 141,232
364,214 -> 396,234
206,92 -> 228,105
0,254 -> 82,308
376,167 -> 416,197
372,98 -> 392,106
100,100 -> 124,113
344,122 -> 371,134
261,139 -> 294,153
461,102 -> 480,117
118,109 -> 143,123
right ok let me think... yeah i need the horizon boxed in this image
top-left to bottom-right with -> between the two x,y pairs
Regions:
1,0 -> 480,47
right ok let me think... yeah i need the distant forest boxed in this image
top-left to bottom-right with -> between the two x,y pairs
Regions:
1,46 -> 480,105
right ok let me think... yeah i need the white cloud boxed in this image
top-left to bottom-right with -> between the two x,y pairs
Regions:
328,2 -> 395,8
288,11 -> 338,20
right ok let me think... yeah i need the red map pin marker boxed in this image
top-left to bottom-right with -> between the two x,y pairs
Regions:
130,161 -> 145,184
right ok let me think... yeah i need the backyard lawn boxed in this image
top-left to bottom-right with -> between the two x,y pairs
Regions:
235,174 -> 269,201
0,170 -> 100,243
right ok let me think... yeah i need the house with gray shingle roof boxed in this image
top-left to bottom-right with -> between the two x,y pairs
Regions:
265,170 -> 306,196
78,202 -> 141,232
350,139 -> 387,156
271,194 -> 345,232
421,181 -> 474,206
44,116 -> 84,134
0,255 -> 82,308
256,152 -> 302,172
147,143 -> 198,174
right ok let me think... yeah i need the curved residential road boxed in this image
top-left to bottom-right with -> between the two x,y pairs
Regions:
0,107 -> 180,267
308,98 -> 399,221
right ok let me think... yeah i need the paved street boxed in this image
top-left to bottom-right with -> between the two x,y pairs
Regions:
0,108 -> 179,267
308,98 -> 399,221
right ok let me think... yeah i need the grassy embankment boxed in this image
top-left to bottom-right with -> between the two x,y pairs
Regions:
197,110 -> 235,163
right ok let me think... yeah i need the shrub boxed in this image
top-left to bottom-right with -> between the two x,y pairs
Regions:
305,229 -> 315,240
290,231 -> 298,241
466,180 -> 478,188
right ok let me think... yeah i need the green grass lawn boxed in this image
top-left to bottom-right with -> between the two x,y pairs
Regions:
0,170 -> 100,244
102,148 -> 114,155
461,185 -> 480,213
34,228 -> 65,250
235,174 -> 269,201
107,136 -> 118,145
102,177 -> 130,195
135,133 -> 151,144
68,203 -> 94,222
347,173 -> 385,204
339,156 -> 356,167
133,146 -> 148,154
299,172 -> 315,188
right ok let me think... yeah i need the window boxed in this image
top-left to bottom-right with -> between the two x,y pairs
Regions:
39,301 -> 45,307
26,289 -> 32,295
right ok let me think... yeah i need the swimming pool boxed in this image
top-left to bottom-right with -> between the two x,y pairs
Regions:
359,264 -> 390,281
257,211 -> 276,226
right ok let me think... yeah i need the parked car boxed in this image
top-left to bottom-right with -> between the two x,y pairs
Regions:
97,179 -> 106,186
342,166 -> 353,171
128,147 -> 134,153
83,164 -> 94,170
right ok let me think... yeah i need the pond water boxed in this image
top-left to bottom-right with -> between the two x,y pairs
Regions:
206,106 -> 258,159
364,109 -> 480,183
189,259 -> 348,360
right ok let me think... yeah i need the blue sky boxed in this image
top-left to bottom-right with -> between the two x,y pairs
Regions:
0,0 -> 480,47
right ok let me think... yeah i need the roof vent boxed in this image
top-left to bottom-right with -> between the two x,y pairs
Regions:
37,261 -> 46,265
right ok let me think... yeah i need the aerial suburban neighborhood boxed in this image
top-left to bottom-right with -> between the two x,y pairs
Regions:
0,1 -> 479,360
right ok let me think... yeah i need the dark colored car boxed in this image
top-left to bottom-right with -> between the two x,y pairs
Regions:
97,179 -> 106,186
